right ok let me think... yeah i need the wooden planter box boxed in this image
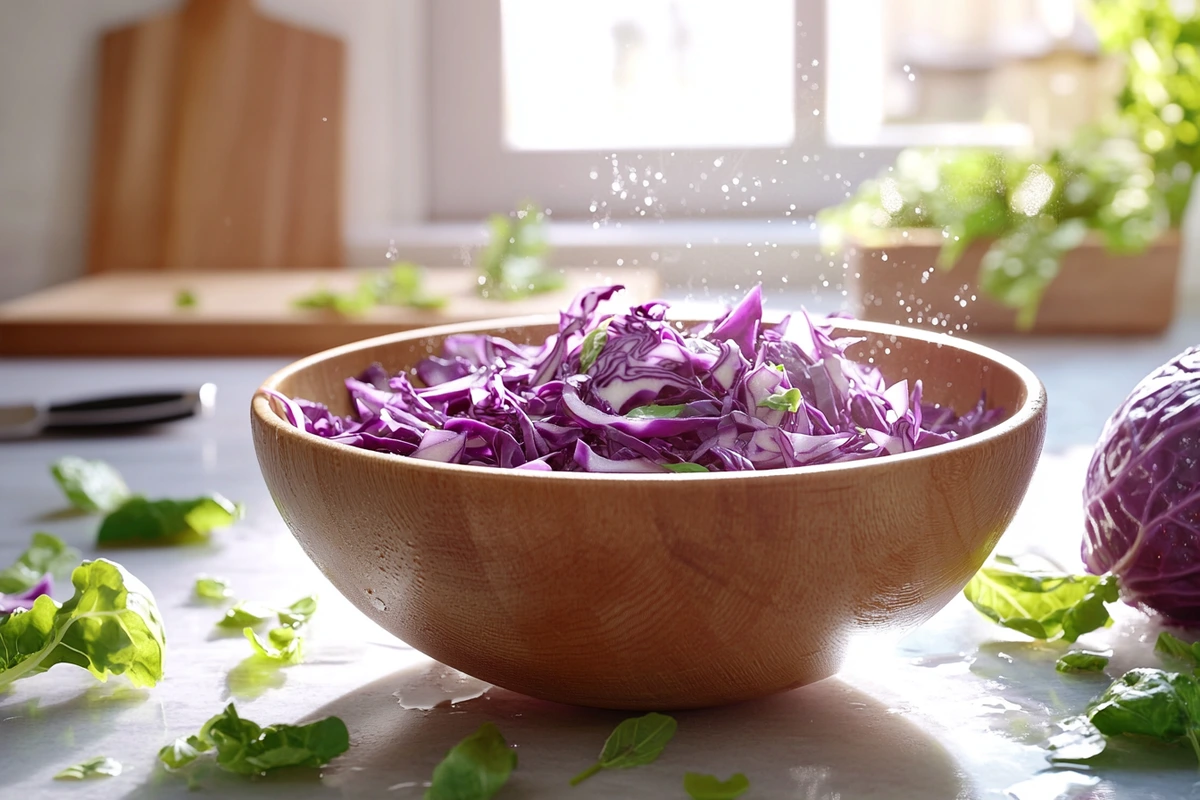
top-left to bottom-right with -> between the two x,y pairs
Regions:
846,229 -> 1182,334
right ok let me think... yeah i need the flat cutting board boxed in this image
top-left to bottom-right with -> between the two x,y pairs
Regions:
0,268 -> 660,357
87,0 -> 343,272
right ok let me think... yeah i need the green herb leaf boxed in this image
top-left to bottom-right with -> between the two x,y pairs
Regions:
1056,652 -> 1110,673
664,463 -> 709,473
0,532 -> 79,595
175,289 -> 198,309
217,601 -> 275,629
962,560 -> 1118,642
98,494 -> 243,545
244,626 -> 304,664
684,772 -> 750,800
425,722 -> 517,800
570,712 -> 677,786
757,387 -> 803,413
0,559 -> 165,689
54,756 -> 122,780
51,457 -> 131,513
194,575 -> 232,602
1087,668 -> 1200,763
626,404 -> 686,419
158,735 -> 211,771
1156,632 -> 1200,666
578,321 -> 611,374
477,203 -> 563,301
277,595 -> 318,628
159,703 -> 349,776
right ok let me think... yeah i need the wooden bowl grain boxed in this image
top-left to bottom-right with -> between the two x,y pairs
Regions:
251,316 -> 1046,709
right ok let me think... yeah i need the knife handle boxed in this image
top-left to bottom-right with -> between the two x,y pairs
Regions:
45,385 -> 216,431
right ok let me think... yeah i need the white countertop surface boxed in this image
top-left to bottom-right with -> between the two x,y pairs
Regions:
4,311 -> 1200,800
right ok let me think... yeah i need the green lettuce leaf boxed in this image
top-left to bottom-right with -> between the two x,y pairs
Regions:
277,595 -> 318,628
684,772 -> 751,800
194,575 -> 232,602
0,532 -> 79,595
98,495 -> 243,545
54,756 -> 122,780
1156,632 -> 1200,666
626,404 -> 686,419
244,627 -> 304,665
578,321 -> 611,374
664,463 -> 709,473
1056,652 -> 1110,673
159,703 -> 349,775
757,388 -> 802,413
1087,668 -> 1200,762
217,601 -> 275,629
570,712 -> 677,786
426,722 -> 517,800
963,559 -> 1118,642
0,559 -> 166,689
51,457 -> 130,513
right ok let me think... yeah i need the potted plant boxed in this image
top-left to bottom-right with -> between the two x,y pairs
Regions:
819,0 -> 1198,334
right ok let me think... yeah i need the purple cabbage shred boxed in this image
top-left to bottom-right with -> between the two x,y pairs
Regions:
0,574 -> 51,616
267,285 -> 1004,473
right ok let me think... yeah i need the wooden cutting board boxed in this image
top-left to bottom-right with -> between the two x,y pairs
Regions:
87,0 -> 343,273
0,268 -> 660,356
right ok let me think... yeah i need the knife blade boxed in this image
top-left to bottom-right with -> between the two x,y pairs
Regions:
0,383 -> 216,440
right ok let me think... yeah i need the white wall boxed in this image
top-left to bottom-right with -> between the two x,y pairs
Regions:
0,0 -> 426,302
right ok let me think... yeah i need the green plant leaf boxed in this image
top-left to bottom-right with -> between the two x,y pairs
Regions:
1056,652 -> 1111,673
54,756 -> 122,780
0,559 -> 166,689
477,203 -> 562,301
217,601 -> 275,629
757,387 -> 803,413
625,404 -> 686,419
277,594 -> 319,628
244,626 -> 304,664
578,320 -> 612,374
425,722 -> 517,800
51,457 -> 131,513
1156,631 -> 1200,666
664,463 -> 709,473
684,772 -> 751,799
194,575 -> 232,602
175,289 -> 198,309
98,495 -> 243,545
159,703 -> 349,776
570,712 -> 677,786
0,532 -> 79,595
962,559 -> 1118,642
1087,668 -> 1200,763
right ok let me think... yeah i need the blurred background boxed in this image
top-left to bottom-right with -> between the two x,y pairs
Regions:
2,0 -> 1198,353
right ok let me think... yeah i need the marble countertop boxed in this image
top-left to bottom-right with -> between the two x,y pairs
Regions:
3,313 -> 1200,800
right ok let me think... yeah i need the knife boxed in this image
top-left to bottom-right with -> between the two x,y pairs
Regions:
0,384 -> 217,440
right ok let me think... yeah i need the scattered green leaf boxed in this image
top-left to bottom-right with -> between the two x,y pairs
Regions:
626,404 -> 686,419
194,575 -> 232,602
244,626 -> 304,665
578,319 -> 612,374
98,495 -> 243,545
962,559 -> 1118,642
1056,652 -> 1111,673
293,263 -> 446,316
1086,668 -> 1200,763
664,463 -> 709,473
277,595 -> 318,628
570,712 -> 677,786
425,722 -> 517,800
0,532 -> 79,595
54,756 -> 122,780
0,559 -> 166,689
684,771 -> 751,800
51,457 -> 130,513
757,387 -> 803,413
158,703 -> 349,775
175,289 -> 198,309
1156,631 -> 1200,666
217,602 -> 275,630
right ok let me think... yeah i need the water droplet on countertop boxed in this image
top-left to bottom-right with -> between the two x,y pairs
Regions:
394,665 -> 491,710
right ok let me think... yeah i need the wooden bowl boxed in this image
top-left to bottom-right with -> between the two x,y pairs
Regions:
251,317 -> 1046,709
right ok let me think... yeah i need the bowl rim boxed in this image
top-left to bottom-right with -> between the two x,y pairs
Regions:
252,314 -> 1046,482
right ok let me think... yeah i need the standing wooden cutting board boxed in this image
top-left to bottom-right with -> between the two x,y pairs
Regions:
87,0 -> 344,272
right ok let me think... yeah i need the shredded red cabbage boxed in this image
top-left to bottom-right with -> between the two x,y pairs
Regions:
266,285 -> 1004,472
0,574 -> 51,615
